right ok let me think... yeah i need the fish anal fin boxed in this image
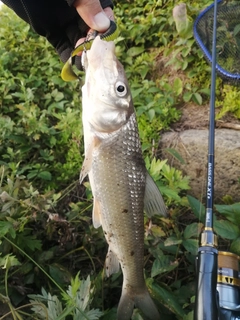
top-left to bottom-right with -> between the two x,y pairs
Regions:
79,136 -> 101,184
105,247 -> 119,277
144,172 -> 167,217
92,198 -> 102,228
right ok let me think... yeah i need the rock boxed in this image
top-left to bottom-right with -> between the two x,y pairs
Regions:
159,129 -> 240,202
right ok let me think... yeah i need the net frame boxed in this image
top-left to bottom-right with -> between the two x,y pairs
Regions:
193,0 -> 240,84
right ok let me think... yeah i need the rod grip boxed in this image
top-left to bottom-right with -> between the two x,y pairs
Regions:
194,247 -> 218,320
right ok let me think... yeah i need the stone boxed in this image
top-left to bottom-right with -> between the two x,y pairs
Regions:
159,129 -> 240,202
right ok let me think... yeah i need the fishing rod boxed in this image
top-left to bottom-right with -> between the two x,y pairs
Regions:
194,0 -> 218,318
193,0 -> 240,319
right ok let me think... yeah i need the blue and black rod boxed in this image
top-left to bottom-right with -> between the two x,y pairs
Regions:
194,0 -> 219,319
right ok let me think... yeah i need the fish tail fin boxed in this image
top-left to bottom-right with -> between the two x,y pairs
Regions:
117,286 -> 160,320
134,290 -> 160,320
117,287 -> 134,320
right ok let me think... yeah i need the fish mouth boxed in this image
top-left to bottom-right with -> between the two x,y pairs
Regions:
61,21 -> 118,82
82,35 -> 117,74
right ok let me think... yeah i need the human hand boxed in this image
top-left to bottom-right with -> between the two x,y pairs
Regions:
74,0 -> 114,49
74,0 -> 113,32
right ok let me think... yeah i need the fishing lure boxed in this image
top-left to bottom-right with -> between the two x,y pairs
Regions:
61,20 -> 119,81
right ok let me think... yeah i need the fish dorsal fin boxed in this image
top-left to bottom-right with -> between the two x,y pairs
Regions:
79,136 -> 101,184
144,172 -> 167,217
92,198 -> 102,228
105,247 -> 120,277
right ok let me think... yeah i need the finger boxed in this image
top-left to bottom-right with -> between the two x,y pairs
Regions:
75,36 -> 86,50
74,7 -> 114,54
103,7 -> 114,21
74,0 -> 111,32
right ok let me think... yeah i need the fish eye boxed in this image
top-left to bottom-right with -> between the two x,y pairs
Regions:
115,81 -> 127,97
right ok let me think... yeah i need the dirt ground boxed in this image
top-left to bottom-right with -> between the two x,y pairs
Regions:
172,103 -> 240,132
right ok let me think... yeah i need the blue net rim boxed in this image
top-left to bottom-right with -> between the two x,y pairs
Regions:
193,0 -> 240,83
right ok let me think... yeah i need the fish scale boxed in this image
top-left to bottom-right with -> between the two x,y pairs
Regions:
92,114 -> 146,287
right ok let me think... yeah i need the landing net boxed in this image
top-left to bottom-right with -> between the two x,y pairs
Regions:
194,0 -> 240,84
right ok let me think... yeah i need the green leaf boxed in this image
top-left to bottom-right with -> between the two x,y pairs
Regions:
182,239 -> 198,256
83,309 -> 104,320
0,254 -> 21,269
192,92 -> 202,105
159,186 -> 181,201
183,92 -> 192,102
187,195 -> 205,223
173,78 -> 183,96
182,60 -> 188,70
148,108 -> 155,121
49,263 -> 72,285
234,24 -> 240,36
38,250 -> 55,263
131,87 -> 144,99
48,294 -> 63,320
16,234 -> 42,251
164,148 -> 185,164
214,220 -> 239,240
230,237 -> 240,255
148,158 -> 167,178
150,225 -> 166,238
38,171 -> 52,180
68,271 -> 81,299
183,222 -> 203,239
183,311 -> 194,320
199,88 -> 210,96
151,255 -> 178,277
147,279 -> 186,318
164,236 -> 182,247
127,46 -> 145,57
101,308 -> 117,320
215,203 -> 240,225
29,288 -> 63,320
131,311 -> 144,320
27,171 -> 37,179
55,306 -> 76,320
53,91 -> 64,102
0,221 -> 16,239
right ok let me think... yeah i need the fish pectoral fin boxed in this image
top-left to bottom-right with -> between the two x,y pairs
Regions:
79,136 -> 101,183
144,172 -> 167,217
105,247 -> 120,277
92,198 -> 102,228
79,150 -> 93,184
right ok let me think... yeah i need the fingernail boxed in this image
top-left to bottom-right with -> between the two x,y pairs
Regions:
93,12 -> 110,32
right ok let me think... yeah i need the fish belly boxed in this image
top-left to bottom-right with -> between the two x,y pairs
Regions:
92,113 -> 146,288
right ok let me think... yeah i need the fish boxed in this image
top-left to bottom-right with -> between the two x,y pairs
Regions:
80,36 -> 167,320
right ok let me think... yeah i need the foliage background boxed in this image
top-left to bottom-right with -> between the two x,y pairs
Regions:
0,0 -> 240,319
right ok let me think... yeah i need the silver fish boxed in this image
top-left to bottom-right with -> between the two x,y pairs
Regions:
80,36 -> 167,320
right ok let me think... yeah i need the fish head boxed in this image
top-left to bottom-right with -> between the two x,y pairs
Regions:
82,36 -> 133,133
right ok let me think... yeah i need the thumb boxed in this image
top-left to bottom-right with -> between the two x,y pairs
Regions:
74,0 -> 111,32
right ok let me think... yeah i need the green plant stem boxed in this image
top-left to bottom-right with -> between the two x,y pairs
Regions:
3,264 -> 21,320
58,245 -> 96,272
0,166 -> 4,187
3,236 -> 65,295
68,204 -> 93,223
0,302 -> 48,320
4,265 -> 9,300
